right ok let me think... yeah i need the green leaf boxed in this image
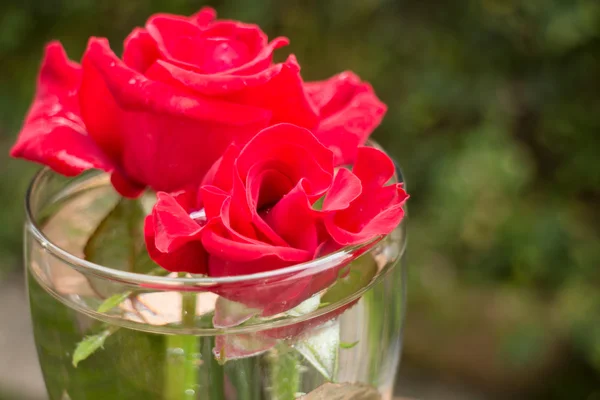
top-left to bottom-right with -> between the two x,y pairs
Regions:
97,292 -> 131,313
287,294 -> 321,317
292,255 -> 377,383
340,341 -> 359,349
72,328 -> 114,367
83,198 -> 152,297
312,195 -> 326,211
29,269 -> 163,399
322,255 -> 378,305
213,297 -> 261,328
83,197 -> 147,273
214,333 -> 276,365
295,322 -> 340,381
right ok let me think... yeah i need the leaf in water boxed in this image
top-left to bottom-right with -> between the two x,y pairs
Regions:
133,247 -> 161,273
72,328 -> 113,367
295,322 -> 340,381
84,197 -> 145,271
139,190 -> 158,215
97,292 -> 131,313
213,297 -> 261,328
340,341 -> 359,349
214,334 -> 276,365
83,198 -> 150,297
322,255 -> 378,305
287,294 -> 321,317
299,382 -> 381,400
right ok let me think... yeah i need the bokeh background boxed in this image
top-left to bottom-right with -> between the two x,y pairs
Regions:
0,0 -> 599,399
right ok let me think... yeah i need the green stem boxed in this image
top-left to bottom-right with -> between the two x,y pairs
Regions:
201,337 -> 225,400
270,345 -> 300,400
164,292 -> 199,400
226,357 -> 260,400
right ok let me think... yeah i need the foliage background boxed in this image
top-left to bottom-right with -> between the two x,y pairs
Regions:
0,0 -> 599,399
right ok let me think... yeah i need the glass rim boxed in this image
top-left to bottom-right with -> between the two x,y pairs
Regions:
25,166 -> 406,288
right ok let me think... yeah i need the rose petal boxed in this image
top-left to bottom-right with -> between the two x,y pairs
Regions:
147,55 -> 317,128
152,192 -> 203,253
322,168 -> 362,211
263,183 -> 320,252
235,123 -> 334,198
201,143 -> 241,191
189,7 -> 217,27
352,146 -> 396,188
199,185 -> 229,220
146,14 -> 204,68
328,186 -> 407,246
305,71 -> 362,117
307,72 -> 387,165
225,37 -> 289,76
203,221 -> 311,270
123,28 -> 160,73
195,20 -> 267,73
83,38 -> 272,125
325,184 -> 408,246
81,37 -> 272,193
80,42 -> 126,163
144,213 -> 208,274
10,41 -> 116,177
110,172 -> 146,198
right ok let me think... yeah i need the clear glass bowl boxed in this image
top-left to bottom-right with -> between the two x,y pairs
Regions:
25,168 -> 407,400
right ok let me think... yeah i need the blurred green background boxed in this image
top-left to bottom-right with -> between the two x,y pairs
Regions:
0,0 -> 599,399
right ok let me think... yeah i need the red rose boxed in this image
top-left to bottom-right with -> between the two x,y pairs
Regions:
144,123 -> 407,316
10,7 -> 318,197
305,71 -> 387,165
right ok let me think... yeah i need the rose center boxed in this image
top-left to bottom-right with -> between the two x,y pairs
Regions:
163,34 -> 251,73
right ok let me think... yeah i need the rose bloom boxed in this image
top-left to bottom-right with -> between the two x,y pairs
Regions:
10,7 -> 385,197
145,123 -> 408,316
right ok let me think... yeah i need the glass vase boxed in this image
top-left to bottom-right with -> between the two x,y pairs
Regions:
24,168 -> 407,400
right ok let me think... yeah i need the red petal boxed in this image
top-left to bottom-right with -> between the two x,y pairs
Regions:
146,14 -> 203,66
84,38 -> 272,125
326,184 -> 408,246
323,147 -> 408,246
80,42 -> 126,163
152,192 -> 203,253
202,222 -> 311,268
352,146 -> 396,187
144,213 -> 208,274
10,42 -> 116,177
81,38 -> 272,193
305,71 -> 362,117
225,37 -> 289,76
322,168 -> 362,211
110,172 -> 145,199
123,28 -> 160,73
200,143 -> 241,191
263,183 -> 320,252
147,55 -> 317,128
307,72 -> 387,165
235,123 -> 334,198
199,185 -> 229,220
189,7 -> 217,27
